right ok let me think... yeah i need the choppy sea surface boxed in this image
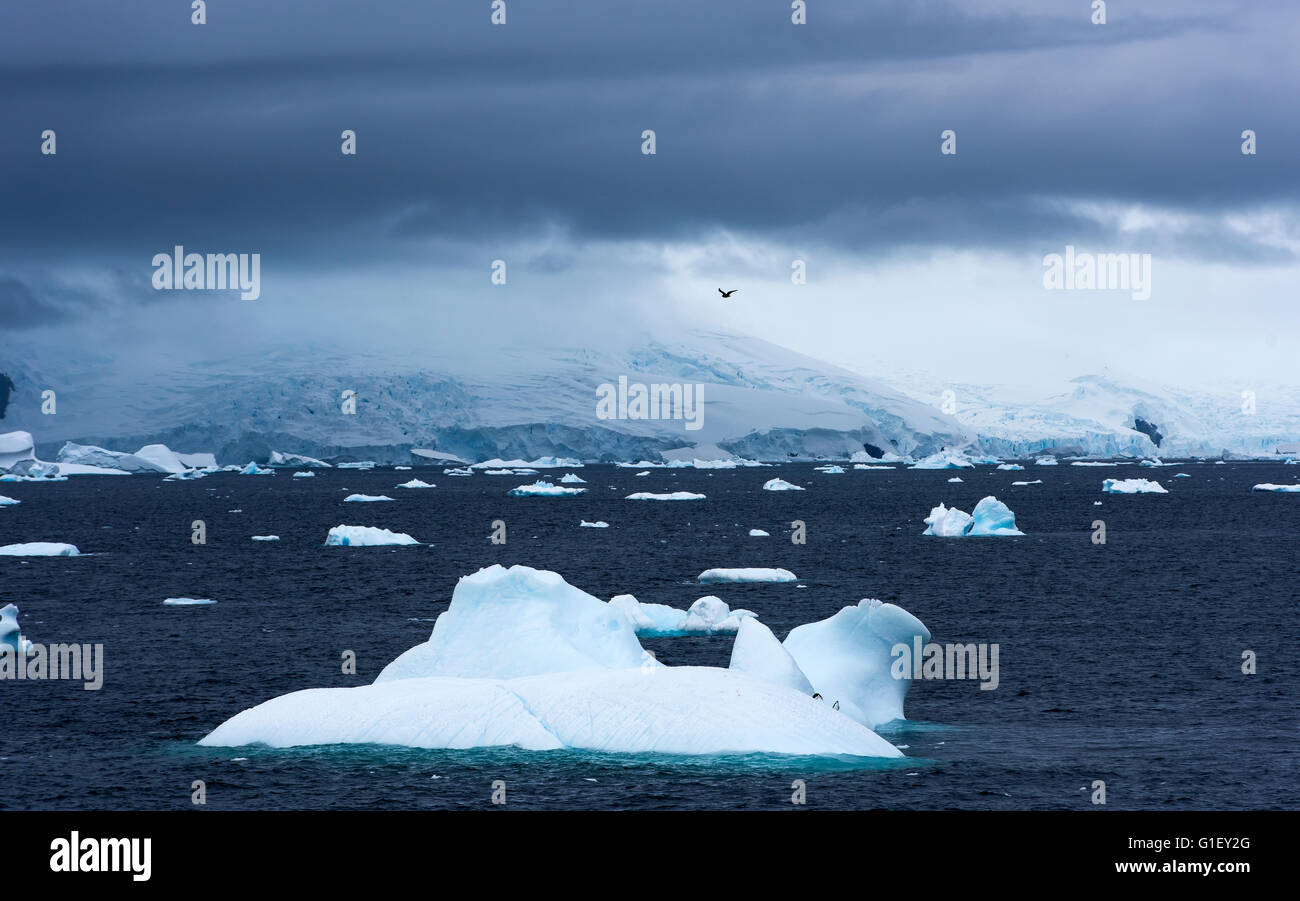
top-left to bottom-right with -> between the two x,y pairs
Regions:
1,462 -> 1296,810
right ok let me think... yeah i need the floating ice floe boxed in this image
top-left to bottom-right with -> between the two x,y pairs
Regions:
748,528 -> 769,537
509,481 -> 586,497
1035,456 -> 1059,466
1174,473 -> 1191,478
57,441 -> 209,474
1102,478 -> 1167,494
579,520 -> 609,528
996,463 -> 1024,471
559,473 -> 587,484
443,467 -> 473,477
698,568 -> 798,584
164,469 -> 207,480
625,490 -> 706,501
0,542 -> 81,556
1071,461 -> 1119,467
201,565 -> 911,758
634,471 -> 651,476
784,597 -> 931,728
854,464 -> 893,470
395,479 -> 435,489
922,496 -> 1024,537
0,495 -> 19,506
292,471 -> 315,478
1252,483 -> 1300,493
814,465 -> 845,474
164,598 -> 216,606
947,477 -> 963,483
1,603 -> 33,653
337,462 -> 377,470
762,478 -> 804,491
909,452 -> 976,470
239,462 -> 274,476
325,525 -> 419,546
344,494 -> 394,503
251,535 -> 280,541
1011,479 -> 1043,486
483,469 -> 515,475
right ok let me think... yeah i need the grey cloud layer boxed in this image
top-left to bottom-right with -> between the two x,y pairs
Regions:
1,0 -> 1296,269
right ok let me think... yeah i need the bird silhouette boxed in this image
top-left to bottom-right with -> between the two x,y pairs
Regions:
718,288 -> 739,298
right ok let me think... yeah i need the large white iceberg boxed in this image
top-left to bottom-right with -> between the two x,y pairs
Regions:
324,525 -> 419,546
762,478 -> 804,491
784,598 -> 931,728
202,565 -> 906,758
1102,478 -> 1167,494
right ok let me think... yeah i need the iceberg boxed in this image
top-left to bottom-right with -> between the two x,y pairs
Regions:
343,494 -> 394,502
579,520 -> 609,528
292,471 -> 315,478
268,450 -> 331,468
698,568 -> 797,584
201,565 -> 905,758
472,457 -> 582,470
251,535 -> 280,541
443,467 -> 473,477
947,477 -> 963,483
1102,478 -> 1168,494
625,491 -> 705,500
1,603 -> 33,653
0,542 -> 81,556
395,479 -> 436,488
163,597 -> 217,606
164,468 -> 207,480
762,478 -> 804,491
996,463 -> 1024,471
133,444 -> 189,474
609,593 -> 756,637
0,495 -> 19,506
239,462 -> 274,476
411,448 -> 470,465
921,503 -> 974,537
559,473 -> 587,484
748,528 -> 769,536
379,566 -> 650,681
508,481 -> 586,497
1252,483 -> 1300,493
854,464 -> 893,470
325,525 -> 419,546
1011,479 -> 1043,486
909,451 -> 975,470
784,598 -> 931,728
814,464 -> 845,474
923,496 -> 1023,536
1035,456 -> 1059,466
729,617 -> 814,695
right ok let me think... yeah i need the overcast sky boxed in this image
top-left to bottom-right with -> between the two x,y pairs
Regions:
1,0 -> 1297,391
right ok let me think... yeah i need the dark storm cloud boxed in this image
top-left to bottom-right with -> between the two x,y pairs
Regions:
0,0 -> 1295,272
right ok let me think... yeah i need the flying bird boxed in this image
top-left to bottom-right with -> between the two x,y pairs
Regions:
718,288 -> 739,298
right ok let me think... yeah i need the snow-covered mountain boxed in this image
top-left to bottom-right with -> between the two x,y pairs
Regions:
882,372 -> 1300,459
4,329 -> 1297,464
0,331 -> 970,464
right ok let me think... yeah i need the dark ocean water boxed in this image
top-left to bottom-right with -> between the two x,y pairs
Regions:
1,462 -> 1296,810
